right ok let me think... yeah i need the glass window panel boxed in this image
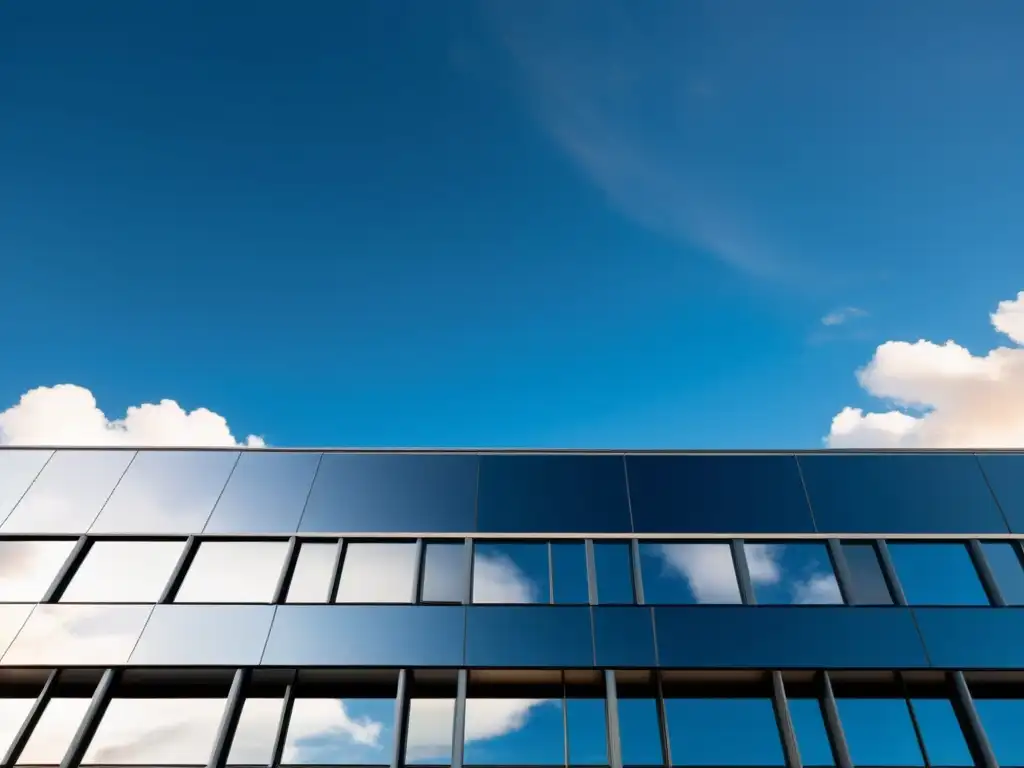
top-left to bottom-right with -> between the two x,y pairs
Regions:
664,698 -> 784,766
617,698 -> 662,766
176,541 -> 289,603
60,540 -> 185,603
3,604 -> 152,666
566,698 -> 607,765
17,697 -> 90,764
982,542 -> 1024,605
641,543 -> 741,605
0,699 -> 34,758
335,543 -> 417,603
89,450 -> 238,533
552,542 -> 588,604
0,450 -> 52,523
836,698 -> 923,766
975,699 -> 1024,767
840,542 -> 893,605
0,539 -> 76,602
747,543 -> 843,605
472,543 -> 549,604
286,542 -> 337,603
595,543 -> 634,604
205,451 -> 322,533
889,543 -> 989,606
421,543 -> 466,604
405,698 -> 455,765
128,604 -> 274,666
282,697 -> 395,765
910,699 -> 972,767
83,697 -> 227,764
1,450 -> 134,533
228,698 -> 285,765
787,699 -> 833,767
463,699 -> 563,766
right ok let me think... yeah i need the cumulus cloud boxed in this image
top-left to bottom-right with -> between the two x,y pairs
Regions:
828,291 -> 1024,448
821,307 -> 868,326
0,384 -> 263,446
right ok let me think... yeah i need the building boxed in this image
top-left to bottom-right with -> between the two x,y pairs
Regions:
0,447 -> 1023,767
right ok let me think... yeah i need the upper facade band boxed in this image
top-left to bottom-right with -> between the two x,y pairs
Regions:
1,448 -> 1023,536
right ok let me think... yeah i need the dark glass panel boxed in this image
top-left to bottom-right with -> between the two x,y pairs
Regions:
262,605 -> 465,667
283,697 -> 395,765
0,604 -> 38,659
617,698 -> 663,766
473,543 -> 549,604
551,542 -> 589,604
981,542 -> 1024,605
463,698 -> 563,765
799,454 -> 1007,534
654,607 -> 928,668
336,542 -> 417,604
640,543 -> 741,605
974,699 -> 1024,767
465,606 -> 593,668
476,455 -> 631,534
61,540 -> 185,603
977,454 -> 1024,533
0,449 -> 51,523
626,455 -> 814,534
913,607 -> 1024,668
840,541 -> 893,605
835,699 -> 923,766
664,698 -> 784,766
298,453 -> 478,533
128,604 -> 274,666
421,542 -> 467,604
910,698 -> 972,767
1,449 -> 134,533
89,450 -> 238,533
204,451 -> 321,533
593,607 -> 656,667
0,538 -> 76,601
888,543 -> 989,605
747,542 -> 842,605
787,699 -> 833,767
3,604 -> 152,666
566,698 -> 607,765
406,697 -> 455,765
595,542 -> 635,604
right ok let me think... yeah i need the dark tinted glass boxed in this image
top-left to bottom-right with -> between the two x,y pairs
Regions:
913,608 -> 1024,669
799,454 -> 1007,534
463,698 -> 563,765
593,607 -> 655,667
626,455 -> 814,534
747,542 -> 842,605
888,543 -> 989,605
594,542 -> 634,604
977,454 -> 1024,533
551,542 -> 589,604
975,699 -> 1024,767
477,455 -> 631,534
465,607 -> 593,667
204,451 -> 321,533
640,543 -> 741,604
840,541 -> 893,605
664,698 -> 784,766
982,542 -> 1024,605
787,699 -> 833,767
0,449 -> 51,523
617,698 -> 663,765
298,454 -> 478,533
836,699 -> 923,766
128,605 -> 274,666
422,542 -> 467,604
910,699 -> 972,766
566,698 -> 607,765
473,543 -> 549,604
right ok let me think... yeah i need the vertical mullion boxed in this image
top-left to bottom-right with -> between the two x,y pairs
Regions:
207,667 -> 250,768
967,539 -> 1006,607
58,668 -> 119,768
327,538 -> 346,603
451,669 -> 468,768
826,539 -> 856,605
561,675 -> 569,768
731,539 -> 756,605
819,672 -> 853,768
771,671 -> 803,768
159,535 -> 199,604
604,670 -> 624,768
463,538 -> 475,605
548,541 -> 556,605
411,539 -> 426,604
631,539 -> 645,605
41,535 -> 90,603
585,540 -> 599,605
1,668 -> 59,766
951,671 -> 998,768
655,671 -> 672,768
268,675 -> 296,768
390,669 -> 412,768
272,537 -> 300,604
875,540 -> 908,606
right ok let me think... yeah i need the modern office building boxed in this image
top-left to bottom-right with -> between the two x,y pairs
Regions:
0,448 -> 1023,768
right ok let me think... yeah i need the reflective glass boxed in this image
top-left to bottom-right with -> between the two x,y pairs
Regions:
566,698 -> 607,765
640,543 -> 741,605
746,542 -> 842,605
477,455 -> 631,533
60,540 -> 185,603
977,454 -> 1024,533
787,698 -> 833,767
422,542 -> 466,604
0,698 -> 34,758
835,699 -> 923,766
981,542 -> 1024,605
128,604 -> 274,666
263,605 -> 465,667
593,607 -> 656,667
83,697 -> 226,764
282,697 -> 395,765
406,698 -> 455,765
888,543 -> 989,605
910,699 -> 972,767
664,698 -> 784,766
617,698 -> 663,766
799,454 -> 1007,534
286,541 -> 338,603
3,604 -> 152,666
0,449 -> 51,522
840,541 -> 893,605
1,450 -> 134,533
205,450 -> 322,533
626,455 -> 814,533
464,698 -> 563,765
336,542 -> 417,603
914,608 -> 1024,669
18,697 -> 89,764
595,542 -> 634,604
465,606 -> 594,668
299,454 -> 478,533
0,604 -> 34,658
176,540 -> 289,603
89,450 -> 238,533
473,543 -> 549,604
0,539 -> 76,602
229,698 -> 286,765
551,542 -> 588,604
975,699 -> 1024,767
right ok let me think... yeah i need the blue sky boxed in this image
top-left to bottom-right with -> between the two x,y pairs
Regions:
3,0 -> 1024,448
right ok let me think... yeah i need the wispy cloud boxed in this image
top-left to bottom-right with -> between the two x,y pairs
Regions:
821,306 -> 868,326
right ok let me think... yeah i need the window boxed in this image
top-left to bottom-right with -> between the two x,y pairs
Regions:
0,698 -> 35,758
229,698 -> 286,765
888,543 -> 989,606
0,539 -> 76,602
746,542 -> 842,605
335,542 -> 418,603
909,698 -> 972,767
282,697 -> 395,765
285,541 -> 338,603
641,543 -> 741,604
975,699 -> 1024,767
421,542 -> 466,604
840,541 -> 893,605
594,542 -> 634,604
175,541 -> 289,603
60,540 -> 185,603
787,698 -> 833,767
463,698 -> 563,765
617,698 -> 662,766
835,698 -> 923,766
566,698 -> 607,765
473,543 -> 548,604
981,542 -> 1024,605
551,542 -> 589,604
664,698 -> 784,766
17,697 -> 90,764
406,698 -> 455,765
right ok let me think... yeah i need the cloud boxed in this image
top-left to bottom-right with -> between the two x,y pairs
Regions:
0,384 -> 263,446
821,307 -> 868,326
828,291 -> 1024,448
792,573 -> 842,605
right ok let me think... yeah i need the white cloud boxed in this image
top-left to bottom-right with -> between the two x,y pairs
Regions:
828,290 -> 1024,448
0,384 -> 263,447
821,306 -> 867,326
792,573 -> 842,605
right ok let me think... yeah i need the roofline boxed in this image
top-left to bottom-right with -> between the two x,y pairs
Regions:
0,446 -> 1022,454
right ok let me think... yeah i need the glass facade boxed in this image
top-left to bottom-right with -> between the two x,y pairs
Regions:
0,447 -> 1022,767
